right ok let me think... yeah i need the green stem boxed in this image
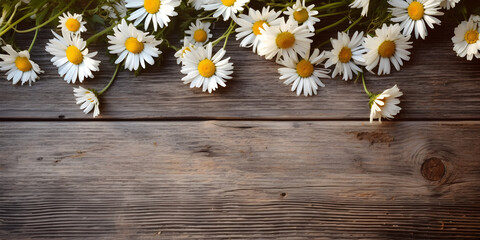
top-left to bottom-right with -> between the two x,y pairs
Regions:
315,16 -> 348,33
13,1 -> 75,34
312,1 -> 346,11
1,2 -> 20,32
86,24 -> 115,46
344,16 -> 363,32
28,27 -> 39,52
0,9 -> 37,37
315,38 -> 331,49
82,0 -> 95,14
98,64 -> 121,95
222,22 -> 236,49
316,10 -> 349,18
211,20 -> 236,47
361,72 -> 372,97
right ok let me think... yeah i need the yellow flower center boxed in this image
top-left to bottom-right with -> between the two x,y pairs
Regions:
338,47 -> 352,63
296,59 -> 314,78
407,1 -> 424,21
464,29 -> 479,44
144,0 -> 161,14
66,45 -> 83,65
193,29 -> 208,42
125,37 -> 144,54
65,18 -> 81,32
252,20 -> 268,35
293,8 -> 309,24
221,0 -> 235,7
276,32 -> 295,49
15,56 -> 32,72
198,59 -> 216,78
378,40 -> 396,58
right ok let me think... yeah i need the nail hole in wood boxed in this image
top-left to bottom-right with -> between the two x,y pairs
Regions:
58,115 -> 65,119
421,157 -> 445,181
280,192 -> 287,197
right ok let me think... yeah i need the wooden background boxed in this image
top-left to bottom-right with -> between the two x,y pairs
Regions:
1,22 -> 480,239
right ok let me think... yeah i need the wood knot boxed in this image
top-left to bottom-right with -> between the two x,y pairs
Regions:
421,157 -> 445,181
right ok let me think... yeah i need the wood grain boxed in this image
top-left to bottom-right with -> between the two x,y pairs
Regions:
1,24 -> 479,120
1,121 -> 480,239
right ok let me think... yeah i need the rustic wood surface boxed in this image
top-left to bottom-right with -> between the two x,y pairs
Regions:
1,21 -> 480,239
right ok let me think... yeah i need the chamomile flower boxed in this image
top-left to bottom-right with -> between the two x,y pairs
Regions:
188,0 -> 214,10
278,48 -> 330,96
369,85 -> 403,123
57,12 -> 87,36
45,31 -> 100,84
73,86 -> 100,118
452,18 -> 480,60
257,18 -> 313,61
388,0 -> 443,39
0,45 -> 43,86
126,0 -> 180,31
180,43 -> 233,93
440,0 -> 460,10
284,0 -> 320,32
470,15 -> 480,23
175,38 -> 195,64
203,0 -> 250,21
107,19 -> 163,71
101,0 -> 127,19
234,6 -> 281,53
363,24 -> 412,75
324,31 -> 365,81
350,0 -> 370,16
185,19 -> 213,46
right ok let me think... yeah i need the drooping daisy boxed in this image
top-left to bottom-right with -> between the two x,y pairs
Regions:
175,38 -> 195,64
350,0 -> 370,16
188,0 -> 214,10
126,0 -> 181,31
440,0 -> 460,10
451,18 -> 480,60
180,43 -> 233,93
203,0 -> 250,21
235,6 -> 282,53
369,85 -> 403,123
0,45 -> 43,86
185,19 -> 213,46
388,0 -> 443,39
324,31 -> 365,81
278,48 -> 330,96
57,12 -> 87,36
284,0 -> 320,32
73,86 -> 100,118
257,18 -> 314,61
101,0 -> 127,19
471,15 -> 480,23
363,24 -> 412,75
45,31 -> 100,84
107,19 -> 163,71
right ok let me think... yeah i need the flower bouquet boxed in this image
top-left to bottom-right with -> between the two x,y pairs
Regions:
0,0 -> 479,122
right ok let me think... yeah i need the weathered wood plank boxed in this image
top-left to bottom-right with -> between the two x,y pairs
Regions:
1,24 -> 479,120
1,121 -> 479,239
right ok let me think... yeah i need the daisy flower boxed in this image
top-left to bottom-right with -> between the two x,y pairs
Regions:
451,18 -> 480,60
203,0 -> 250,21
188,0 -> 214,10
57,12 -> 87,36
324,31 -> 365,81
0,45 -> 43,86
278,48 -> 330,96
440,0 -> 460,10
185,19 -> 213,46
180,43 -> 233,93
73,86 -> 100,118
284,0 -> 320,32
126,0 -> 180,31
175,38 -> 195,64
369,85 -> 403,123
107,19 -> 163,71
234,6 -> 281,53
363,24 -> 412,75
388,0 -> 443,39
45,31 -> 100,84
101,0 -> 127,19
471,15 -> 480,23
350,0 -> 370,16
257,18 -> 314,61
